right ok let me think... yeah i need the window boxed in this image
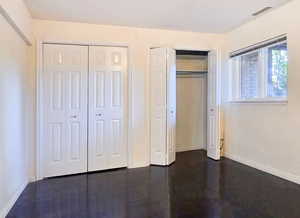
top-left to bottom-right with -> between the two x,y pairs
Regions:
267,43 -> 288,97
229,36 -> 288,102
241,51 -> 259,99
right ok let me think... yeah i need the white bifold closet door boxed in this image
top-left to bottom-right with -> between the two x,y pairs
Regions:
42,44 -> 128,178
88,46 -> 128,172
43,44 -> 88,177
207,50 -> 221,160
150,47 -> 176,166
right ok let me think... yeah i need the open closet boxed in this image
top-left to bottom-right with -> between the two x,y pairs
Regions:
176,50 -> 208,153
149,47 -> 221,166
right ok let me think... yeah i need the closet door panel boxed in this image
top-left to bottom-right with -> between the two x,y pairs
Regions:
166,48 -> 176,165
150,47 -> 176,166
150,48 -> 167,165
70,71 -> 81,109
95,120 -> 105,156
89,47 -> 108,171
207,50 -> 221,160
89,46 -> 128,171
43,44 -> 88,177
70,121 -> 80,160
49,123 -> 63,162
112,71 -> 122,107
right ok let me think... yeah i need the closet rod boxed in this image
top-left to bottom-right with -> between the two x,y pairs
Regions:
177,71 -> 207,74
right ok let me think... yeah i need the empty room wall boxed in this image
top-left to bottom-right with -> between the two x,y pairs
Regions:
30,19 -> 226,177
223,0 -> 300,184
0,1 -> 32,216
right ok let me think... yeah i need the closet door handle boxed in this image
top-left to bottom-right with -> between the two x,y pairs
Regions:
70,115 -> 77,119
96,113 -> 102,117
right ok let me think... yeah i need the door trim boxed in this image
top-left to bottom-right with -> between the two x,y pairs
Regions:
36,40 -> 132,180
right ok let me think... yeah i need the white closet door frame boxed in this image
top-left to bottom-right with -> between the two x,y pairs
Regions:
36,41 -> 132,181
149,46 -> 222,162
174,47 -> 221,160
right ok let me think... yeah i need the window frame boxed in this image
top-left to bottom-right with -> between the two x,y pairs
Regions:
228,40 -> 288,104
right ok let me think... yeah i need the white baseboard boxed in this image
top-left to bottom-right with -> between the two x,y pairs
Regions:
176,145 -> 203,152
128,162 -> 150,169
0,181 -> 28,218
29,177 -> 36,183
225,153 -> 300,185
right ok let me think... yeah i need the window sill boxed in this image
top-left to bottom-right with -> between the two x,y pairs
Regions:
228,98 -> 288,104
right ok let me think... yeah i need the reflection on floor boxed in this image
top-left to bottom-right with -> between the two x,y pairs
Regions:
7,150 -> 300,218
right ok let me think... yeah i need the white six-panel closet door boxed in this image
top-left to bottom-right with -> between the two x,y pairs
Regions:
43,44 -> 88,177
88,46 -> 128,172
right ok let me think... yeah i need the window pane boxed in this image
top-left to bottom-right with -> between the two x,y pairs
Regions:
241,52 -> 259,99
267,43 -> 288,97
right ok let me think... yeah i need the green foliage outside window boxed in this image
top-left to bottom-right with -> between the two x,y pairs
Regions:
268,43 -> 288,97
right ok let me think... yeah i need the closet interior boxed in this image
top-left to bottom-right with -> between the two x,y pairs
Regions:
176,50 -> 208,153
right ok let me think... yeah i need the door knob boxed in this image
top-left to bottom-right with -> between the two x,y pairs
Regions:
96,113 -> 102,116
70,115 -> 77,119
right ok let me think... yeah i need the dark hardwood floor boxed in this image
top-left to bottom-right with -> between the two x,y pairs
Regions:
7,150 -> 300,218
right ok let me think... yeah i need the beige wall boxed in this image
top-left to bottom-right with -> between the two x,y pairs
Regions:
0,0 -> 32,44
0,12 -> 31,217
223,0 -> 300,184
30,19 -> 226,178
